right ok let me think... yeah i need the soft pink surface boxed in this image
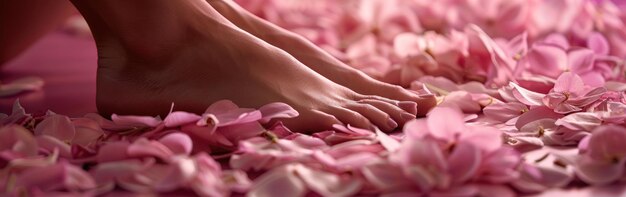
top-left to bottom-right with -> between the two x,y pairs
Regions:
0,31 -> 97,115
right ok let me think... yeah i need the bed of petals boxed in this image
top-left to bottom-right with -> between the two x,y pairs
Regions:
3,0 -> 626,196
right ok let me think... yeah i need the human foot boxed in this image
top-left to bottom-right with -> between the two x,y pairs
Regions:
207,0 -> 437,116
72,0 -> 416,133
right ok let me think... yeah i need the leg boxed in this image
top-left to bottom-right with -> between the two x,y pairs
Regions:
0,0 -> 76,65
206,0 -> 438,116
70,0 -> 416,132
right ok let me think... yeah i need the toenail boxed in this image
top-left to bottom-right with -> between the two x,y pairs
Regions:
387,118 -> 398,129
398,101 -> 417,114
401,112 -> 416,121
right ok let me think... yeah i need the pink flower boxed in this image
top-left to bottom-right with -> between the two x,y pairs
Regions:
543,72 -> 606,114
574,125 -> 626,185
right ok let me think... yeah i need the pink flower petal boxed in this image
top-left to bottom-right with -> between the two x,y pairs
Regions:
553,72 -> 584,95
362,162 -> 414,192
258,102 -> 299,124
587,125 -> 626,161
158,132 -> 193,156
16,162 -> 96,192
426,107 -> 465,140
567,49 -> 595,74
575,156 -> 625,185
71,118 -> 104,146
509,82 -> 546,106
0,125 -> 38,157
34,114 -> 76,143
587,32 -> 610,55
555,112 -> 602,131
447,142 -> 481,183
163,111 -> 201,127
525,43 -> 568,78
126,138 -> 174,160
96,141 -> 131,163
248,165 -> 306,197
0,77 -> 44,97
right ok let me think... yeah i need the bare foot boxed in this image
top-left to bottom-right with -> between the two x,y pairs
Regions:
207,0 -> 437,116
72,0 -> 416,133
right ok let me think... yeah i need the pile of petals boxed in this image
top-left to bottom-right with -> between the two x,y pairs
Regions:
4,0 -> 626,196
232,0 -> 626,195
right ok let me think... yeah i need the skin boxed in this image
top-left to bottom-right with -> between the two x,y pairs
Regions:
1,0 -> 436,133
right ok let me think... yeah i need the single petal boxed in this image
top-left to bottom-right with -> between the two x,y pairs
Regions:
205,100 -> 241,114
163,111 -> 201,127
35,135 -> 72,158
16,162 -> 96,192
258,102 -> 299,124
71,118 -> 104,146
509,82 -> 546,106
587,32 -> 610,55
295,164 -> 362,197
0,77 -> 44,97
587,125 -> 626,161
567,49 -> 595,74
430,185 -> 478,197
248,165 -> 306,197
0,125 -> 38,157
377,129 -> 400,152
394,33 -> 424,58
575,156 -> 625,185
34,114 -> 76,142
362,162 -> 414,192
126,138 -> 174,160
555,112 -> 602,131
553,72 -> 584,95
473,184 -> 516,197
96,141 -> 131,163
483,102 -> 527,123
525,43 -> 568,78
515,106 -> 562,130
158,132 -> 193,155
447,142 -> 481,183
461,126 -> 503,153
426,107 -> 465,140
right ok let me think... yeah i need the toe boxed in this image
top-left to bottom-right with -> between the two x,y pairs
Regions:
326,106 -> 373,130
414,93 -> 437,116
356,78 -> 437,116
357,94 -> 419,115
358,99 -> 415,127
346,102 -> 397,132
281,109 -> 342,133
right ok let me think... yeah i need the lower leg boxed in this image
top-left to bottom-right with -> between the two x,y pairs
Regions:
0,0 -> 75,66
